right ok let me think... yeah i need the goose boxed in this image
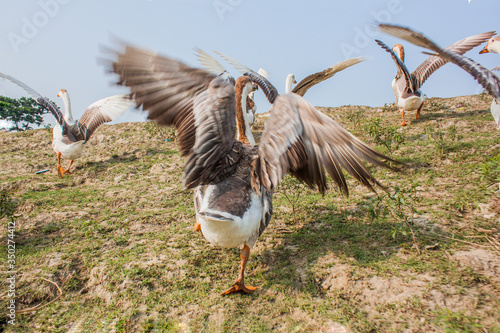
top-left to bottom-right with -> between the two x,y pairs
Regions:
479,36 -> 500,71
378,24 -> 500,129
0,73 -> 134,176
109,44 -> 398,295
376,30 -> 495,126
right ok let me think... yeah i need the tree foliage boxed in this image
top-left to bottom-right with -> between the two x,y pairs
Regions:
0,96 -> 57,131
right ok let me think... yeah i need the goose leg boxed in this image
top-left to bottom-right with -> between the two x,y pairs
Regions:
56,152 -> 64,178
415,102 -> 424,120
63,160 -> 74,174
400,109 -> 407,126
194,222 -> 202,232
221,244 -> 257,295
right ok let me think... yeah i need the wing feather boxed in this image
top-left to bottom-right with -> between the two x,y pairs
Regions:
256,94 -> 397,195
0,72 -> 66,131
292,57 -> 366,96
72,94 -> 133,142
413,31 -> 495,86
109,44 -> 239,187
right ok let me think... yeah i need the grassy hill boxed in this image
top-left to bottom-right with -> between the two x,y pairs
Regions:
1,94 -> 499,332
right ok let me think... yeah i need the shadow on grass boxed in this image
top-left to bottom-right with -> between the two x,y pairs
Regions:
256,198 -> 422,294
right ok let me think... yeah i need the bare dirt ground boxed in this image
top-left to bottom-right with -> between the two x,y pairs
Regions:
1,94 -> 499,332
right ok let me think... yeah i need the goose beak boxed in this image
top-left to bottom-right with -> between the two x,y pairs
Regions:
479,45 -> 490,54
293,80 -> 297,84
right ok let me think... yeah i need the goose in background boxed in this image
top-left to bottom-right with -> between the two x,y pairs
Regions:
109,44 -> 397,295
479,36 -> 500,71
378,24 -> 500,129
376,30 -> 495,126
0,73 -> 134,176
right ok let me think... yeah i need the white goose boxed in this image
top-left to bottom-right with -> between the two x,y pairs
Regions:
0,73 -> 134,176
376,30 -> 495,126
379,24 -> 500,129
479,36 -> 500,71
110,45 -> 397,295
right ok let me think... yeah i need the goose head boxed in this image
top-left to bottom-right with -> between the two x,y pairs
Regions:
285,74 -> 297,94
57,88 -> 67,97
480,36 -> 500,54
392,44 -> 405,62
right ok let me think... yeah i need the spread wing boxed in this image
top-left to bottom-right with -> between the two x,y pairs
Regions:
413,31 -> 495,86
108,44 -> 239,187
292,57 -> 366,96
376,39 -> 418,92
0,72 -> 67,132
379,24 -> 500,128
71,94 -> 133,142
254,93 -> 397,195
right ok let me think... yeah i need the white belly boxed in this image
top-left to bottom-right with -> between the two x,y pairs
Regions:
399,95 -> 424,111
52,127 -> 85,160
194,185 -> 268,249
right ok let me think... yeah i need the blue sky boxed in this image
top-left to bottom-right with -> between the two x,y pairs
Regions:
0,0 -> 499,126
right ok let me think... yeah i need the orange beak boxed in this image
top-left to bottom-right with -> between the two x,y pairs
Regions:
479,45 -> 490,54
57,94 -> 60,97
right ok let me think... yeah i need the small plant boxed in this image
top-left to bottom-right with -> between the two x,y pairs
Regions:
277,174 -> 307,222
144,121 -> 176,142
364,117 -> 405,155
368,184 -> 421,240
477,155 -> 500,185
0,190 -> 17,220
423,123 -> 460,157
346,106 -> 364,127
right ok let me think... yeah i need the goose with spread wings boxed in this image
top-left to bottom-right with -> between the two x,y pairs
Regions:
378,24 -> 500,129
375,30 -> 495,126
109,44 -> 397,295
0,73 -> 134,176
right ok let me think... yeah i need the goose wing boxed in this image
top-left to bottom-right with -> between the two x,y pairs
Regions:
254,93 -> 397,195
0,72 -> 67,132
412,31 -> 495,86
109,44 -> 239,187
379,24 -> 500,128
71,94 -> 133,142
375,40 -> 417,92
195,48 -> 235,85
291,57 -> 366,96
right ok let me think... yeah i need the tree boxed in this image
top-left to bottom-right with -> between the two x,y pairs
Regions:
0,96 -> 57,131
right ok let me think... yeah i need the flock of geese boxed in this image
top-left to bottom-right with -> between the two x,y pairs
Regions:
1,24 -> 500,295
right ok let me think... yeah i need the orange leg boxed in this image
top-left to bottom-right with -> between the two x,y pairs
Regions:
56,152 -> 64,178
221,244 -> 257,295
400,109 -> 407,126
194,222 -> 202,232
63,160 -> 74,174
415,101 -> 424,120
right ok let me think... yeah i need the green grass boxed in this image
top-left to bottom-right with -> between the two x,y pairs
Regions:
1,95 -> 499,332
